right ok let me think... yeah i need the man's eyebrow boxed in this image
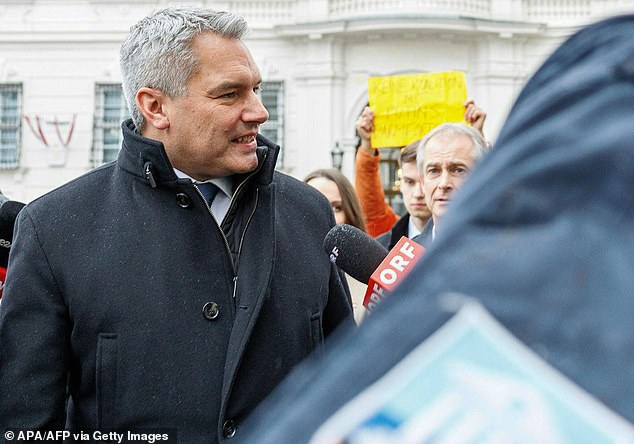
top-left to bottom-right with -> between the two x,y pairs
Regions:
207,81 -> 244,95
208,78 -> 263,96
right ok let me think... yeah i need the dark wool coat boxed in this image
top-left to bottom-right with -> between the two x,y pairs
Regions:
0,120 -> 353,442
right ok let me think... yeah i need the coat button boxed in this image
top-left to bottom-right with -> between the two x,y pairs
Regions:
202,302 -> 219,320
175,193 -> 191,208
222,419 -> 237,439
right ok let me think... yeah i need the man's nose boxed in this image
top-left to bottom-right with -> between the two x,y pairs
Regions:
413,180 -> 424,197
244,92 -> 269,124
438,170 -> 452,190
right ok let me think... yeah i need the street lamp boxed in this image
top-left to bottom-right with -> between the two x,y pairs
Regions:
330,141 -> 344,170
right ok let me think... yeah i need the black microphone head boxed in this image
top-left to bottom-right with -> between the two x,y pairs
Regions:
0,200 -> 26,268
323,224 -> 388,283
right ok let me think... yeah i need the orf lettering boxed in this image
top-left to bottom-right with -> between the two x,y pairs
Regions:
380,268 -> 397,284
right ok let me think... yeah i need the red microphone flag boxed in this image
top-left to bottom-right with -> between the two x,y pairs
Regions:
0,266 -> 6,300
363,236 -> 425,312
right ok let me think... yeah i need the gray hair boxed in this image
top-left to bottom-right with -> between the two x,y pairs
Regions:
416,123 -> 489,173
120,7 -> 248,131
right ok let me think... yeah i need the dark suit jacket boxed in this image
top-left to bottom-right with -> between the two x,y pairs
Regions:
376,215 -> 433,250
411,218 -> 433,248
375,214 -> 409,250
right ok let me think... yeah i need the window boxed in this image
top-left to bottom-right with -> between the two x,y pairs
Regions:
92,84 -> 129,166
259,81 -> 284,164
0,84 -> 22,169
379,147 -> 406,215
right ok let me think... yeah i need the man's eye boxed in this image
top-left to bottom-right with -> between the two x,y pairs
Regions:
253,85 -> 262,94
221,92 -> 237,99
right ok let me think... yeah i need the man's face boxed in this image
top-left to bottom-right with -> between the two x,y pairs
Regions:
421,133 -> 477,226
399,161 -> 431,228
161,33 -> 269,181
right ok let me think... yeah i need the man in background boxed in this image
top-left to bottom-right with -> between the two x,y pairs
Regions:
354,100 -> 486,248
415,122 -> 489,245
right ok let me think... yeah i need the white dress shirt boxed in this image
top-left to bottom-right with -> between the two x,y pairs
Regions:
407,217 -> 422,239
173,169 -> 232,225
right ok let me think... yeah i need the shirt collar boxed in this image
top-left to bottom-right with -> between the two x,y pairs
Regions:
173,168 -> 233,198
407,217 -> 422,239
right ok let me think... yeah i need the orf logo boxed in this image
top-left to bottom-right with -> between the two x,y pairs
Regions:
363,237 -> 425,312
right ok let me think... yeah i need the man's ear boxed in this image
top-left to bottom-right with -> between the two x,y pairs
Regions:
136,87 -> 170,130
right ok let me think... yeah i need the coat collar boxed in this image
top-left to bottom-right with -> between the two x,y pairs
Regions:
116,119 -> 280,188
387,214 -> 410,250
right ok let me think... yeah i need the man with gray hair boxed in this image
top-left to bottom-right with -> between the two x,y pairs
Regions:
414,123 -> 489,245
0,7 -> 353,442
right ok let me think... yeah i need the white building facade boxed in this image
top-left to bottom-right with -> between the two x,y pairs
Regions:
0,0 -> 631,202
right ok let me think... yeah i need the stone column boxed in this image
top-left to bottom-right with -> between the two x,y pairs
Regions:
288,35 -> 346,178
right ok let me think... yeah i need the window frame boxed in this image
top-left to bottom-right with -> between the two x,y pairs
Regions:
259,80 -> 284,166
91,83 -> 128,167
0,83 -> 23,169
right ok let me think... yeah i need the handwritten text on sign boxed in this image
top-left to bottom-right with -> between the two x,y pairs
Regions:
368,71 -> 467,147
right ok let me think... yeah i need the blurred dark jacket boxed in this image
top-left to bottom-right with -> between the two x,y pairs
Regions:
237,14 -> 634,443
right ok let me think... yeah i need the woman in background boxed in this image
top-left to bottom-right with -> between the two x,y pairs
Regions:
305,169 -> 367,323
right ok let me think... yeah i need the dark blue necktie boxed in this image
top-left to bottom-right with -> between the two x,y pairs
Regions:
196,182 -> 220,207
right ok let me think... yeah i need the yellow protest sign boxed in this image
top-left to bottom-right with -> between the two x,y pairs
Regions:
368,71 -> 467,147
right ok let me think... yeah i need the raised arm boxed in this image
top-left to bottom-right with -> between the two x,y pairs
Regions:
464,99 -> 487,137
354,106 -> 398,237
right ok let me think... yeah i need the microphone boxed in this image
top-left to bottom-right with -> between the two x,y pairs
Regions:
323,224 -> 426,312
323,224 -> 388,284
0,200 -> 25,299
